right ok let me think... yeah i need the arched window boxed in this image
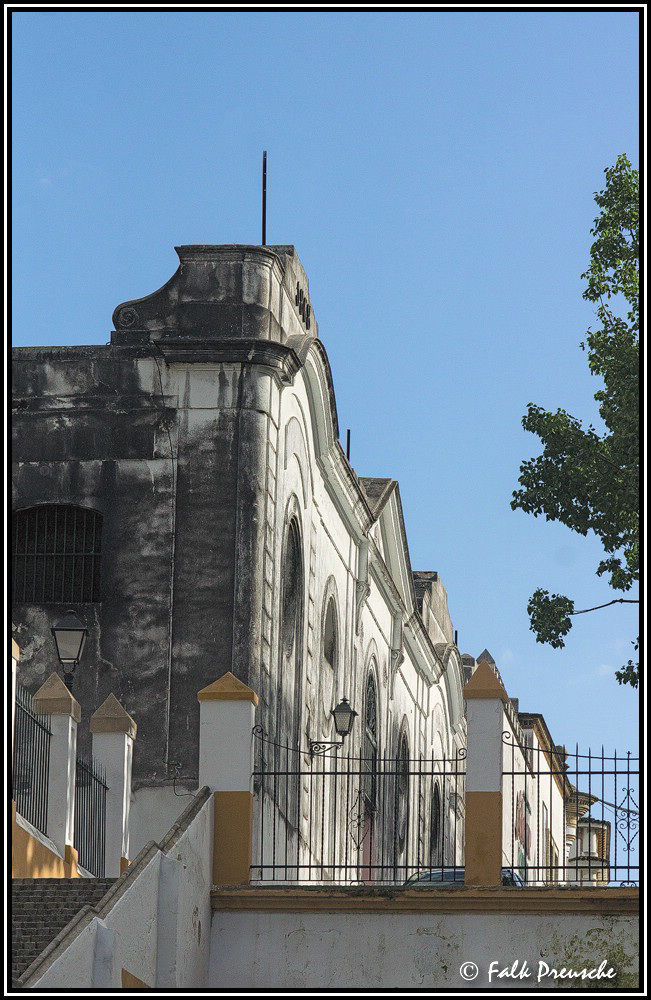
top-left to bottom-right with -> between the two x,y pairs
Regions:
281,519 -> 302,657
430,783 -> 443,867
12,505 -> 102,604
279,515 -> 304,757
396,729 -> 410,855
323,596 -> 338,670
363,672 -> 378,811
276,514 -> 304,867
319,591 -> 338,725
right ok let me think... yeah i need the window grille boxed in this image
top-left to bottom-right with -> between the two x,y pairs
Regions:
12,505 -> 102,604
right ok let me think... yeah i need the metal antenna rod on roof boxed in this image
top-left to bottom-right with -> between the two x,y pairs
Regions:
346,429 -> 351,461
262,150 -> 267,245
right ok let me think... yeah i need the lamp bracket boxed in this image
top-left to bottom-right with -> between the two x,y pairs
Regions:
309,740 -> 344,757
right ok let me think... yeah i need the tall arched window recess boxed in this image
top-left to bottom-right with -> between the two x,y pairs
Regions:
281,519 -> 303,657
363,672 -> 378,811
429,782 -> 443,867
396,729 -> 410,855
12,505 -> 102,604
323,596 -> 338,670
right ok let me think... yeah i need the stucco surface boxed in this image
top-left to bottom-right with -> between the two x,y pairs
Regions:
167,792 -> 213,986
129,783 -> 198,860
209,909 -> 639,990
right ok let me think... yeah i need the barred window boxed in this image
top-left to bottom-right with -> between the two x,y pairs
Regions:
12,505 -> 102,604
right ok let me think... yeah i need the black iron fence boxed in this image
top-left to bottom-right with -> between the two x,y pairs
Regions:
251,727 -> 466,885
74,751 -> 108,877
502,734 -> 639,887
13,683 -> 51,835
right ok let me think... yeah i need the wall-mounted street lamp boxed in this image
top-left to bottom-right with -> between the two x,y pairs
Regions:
51,610 -> 88,690
310,697 -> 358,756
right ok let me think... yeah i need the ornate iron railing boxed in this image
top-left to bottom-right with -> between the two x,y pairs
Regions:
251,726 -> 466,885
502,734 -> 639,886
74,751 -> 108,877
13,683 -> 51,835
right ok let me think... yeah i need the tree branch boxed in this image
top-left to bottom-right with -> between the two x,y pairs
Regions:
570,598 -> 639,616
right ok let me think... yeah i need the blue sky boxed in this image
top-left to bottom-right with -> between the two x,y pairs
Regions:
11,11 -> 640,755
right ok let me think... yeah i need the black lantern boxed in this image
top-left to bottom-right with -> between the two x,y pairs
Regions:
51,611 -> 88,689
310,697 -> 357,756
332,697 -> 357,738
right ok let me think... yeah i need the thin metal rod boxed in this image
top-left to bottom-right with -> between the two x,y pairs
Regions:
416,752 -> 422,875
259,740 -> 265,881
346,429 -> 350,461
262,150 -> 267,245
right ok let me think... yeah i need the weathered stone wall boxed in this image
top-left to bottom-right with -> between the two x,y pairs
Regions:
13,347 -> 176,778
12,347 -> 242,785
12,246 -> 466,863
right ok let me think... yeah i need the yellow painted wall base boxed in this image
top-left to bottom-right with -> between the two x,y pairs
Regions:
121,968 -> 151,988
212,885 -> 639,915
63,844 -> 80,878
213,790 -> 253,885
465,791 -> 503,886
12,801 -> 80,878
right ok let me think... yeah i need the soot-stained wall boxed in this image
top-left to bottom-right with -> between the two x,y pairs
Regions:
11,345 -> 242,783
12,245 -> 311,786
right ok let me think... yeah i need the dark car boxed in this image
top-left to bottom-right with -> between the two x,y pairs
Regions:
404,867 -> 524,887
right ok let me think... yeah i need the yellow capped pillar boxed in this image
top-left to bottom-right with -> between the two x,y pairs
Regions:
91,693 -> 137,878
197,672 -> 258,886
464,660 -> 509,886
33,673 -> 81,862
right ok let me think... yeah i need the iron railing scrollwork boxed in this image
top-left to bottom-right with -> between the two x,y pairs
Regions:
251,726 -> 466,885
502,732 -> 638,887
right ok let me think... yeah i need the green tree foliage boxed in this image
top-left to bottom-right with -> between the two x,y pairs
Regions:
512,155 -> 639,685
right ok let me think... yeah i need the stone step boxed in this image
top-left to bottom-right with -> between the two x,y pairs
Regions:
12,878 -> 117,982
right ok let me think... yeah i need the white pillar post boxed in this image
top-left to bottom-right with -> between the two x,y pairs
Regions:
33,673 -> 80,865
90,693 -> 137,878
197,671 -> 258,885
12,638 -> 20,765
